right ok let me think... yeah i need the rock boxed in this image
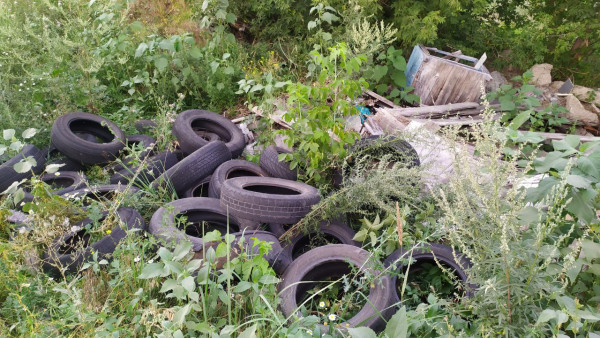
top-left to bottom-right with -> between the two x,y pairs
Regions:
530,63 -> 553,87
563,95 -> 599,126
486,71 -> 508,92
572,85 -> 600,107
549,81 -> 564,93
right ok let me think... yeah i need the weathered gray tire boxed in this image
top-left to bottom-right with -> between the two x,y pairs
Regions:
259,146 -> 297,181
50,112 -> 125,165
278,244 -> 395,332
23,171 -> 87,203
220,177 -> 320,224
208,159 -> 269,198
172,109 -> 246,158
151,141 -> 231,197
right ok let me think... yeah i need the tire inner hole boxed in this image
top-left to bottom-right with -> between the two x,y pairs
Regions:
290,233 -> 342,259
394,258 -> 463,306
181,211 -> 241,237
69,120 -> 115,143
296,260 -> 366,319
226,169 -> 261,179
191,180 -> 210,197
191,120 -> 231,142
243,184 -> 300,195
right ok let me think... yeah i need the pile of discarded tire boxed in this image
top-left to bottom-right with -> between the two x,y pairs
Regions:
2,110 -> 475,332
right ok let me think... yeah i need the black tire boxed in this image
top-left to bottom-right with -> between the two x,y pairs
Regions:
23,171 -> 87,203
0,144 -> 46,193
74,132 -> 98,143
44,147 -> 86,172
149,197 -> 254,251
193,130 -> 220,142
110,134 -> 156,173
280,220 -> 359,260
151,141 -> 231,197
220,177 -> 320,224
110,151 -> 178,187
194,230 -> 291,276
134,119 -> 157,134
259,146 -> 297,181
181,175 -> 212,198
384,243 -> 476,305
278,244 -> 395,332
172,109 -> 246,158
60,184 -> 140,205
42,207 -> 145,276
51,112 -> 125,165
208,160 -> 270,198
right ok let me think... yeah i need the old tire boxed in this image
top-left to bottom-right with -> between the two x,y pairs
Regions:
151,141 -> 231,197
110,134 -> 156,173
44,147 -> 86,172
134,119 -> 157,133
172,109 -> 245,158
259,145 -> 297,181
110,151 -> 178,187
149,197 -> 255,251
181,175 -> 212,198
208,160 -> 270,198
51,112 -> 125,165
0,144 -> 46,193
278,244 -> 395,332
280,220 -> 359,260
220,177 -> 320,224
42,207 -> 145,276
23,171 -> 87,203
384,243 -> 476,305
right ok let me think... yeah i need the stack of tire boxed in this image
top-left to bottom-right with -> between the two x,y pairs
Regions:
2,109 -> 475,333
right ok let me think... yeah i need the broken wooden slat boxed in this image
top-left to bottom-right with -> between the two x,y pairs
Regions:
533,131 -> 600,143
387,102 -> 481,118
364,90 -> 401,109
474,53 -> 487,70
425,47 -> 479,64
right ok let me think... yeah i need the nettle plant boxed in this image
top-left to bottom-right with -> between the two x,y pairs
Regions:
487,71 -> 569,132
363,46 -> 419,105
278,43 -> 367,186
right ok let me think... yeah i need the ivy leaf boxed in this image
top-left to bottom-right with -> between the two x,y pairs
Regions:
13,158 -> 34,173
3,129 -> 15,141
21,128 -> 37,139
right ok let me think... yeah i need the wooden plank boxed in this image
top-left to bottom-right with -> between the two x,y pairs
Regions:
424,47 -> 479,63
533,132 -> 600,143
364,90 -> 401,109
474,53 -> 487,70
413,113 -> 501,126
387,102 -> 481,117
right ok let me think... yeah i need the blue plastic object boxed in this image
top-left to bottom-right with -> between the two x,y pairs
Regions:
356,105 -> 372,124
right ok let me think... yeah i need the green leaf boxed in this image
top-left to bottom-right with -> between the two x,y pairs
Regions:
353,229 -> 368,242
499,96 -> 516,111
348,327 -> 377,338
385,306 -> 408,338
160,278 -> 178,293
307,20 -> 317,30
233,281 -> 252,293
566,188 -> 597,223
158,38 -> 176,53
190,46 -> 202,59
154,57 -> 169,72
3,129 -> 15,141
391,55 -> 407,71
508,110 -> 531,130
372,65 -> 388,82
173,304 -> 191,326
581,240 -> 600,260
181,276 -> 195,292
536,309 -> 557,325
238,324 -> 257,338
45,163 -> 64,174
134,43 -> 148,58
258,274 -> 279,285
566,175 -> 591,189
321,12 -> 338,24
21,128 -> 37,139
139,263 -> 167,279
391,71 -> 406,87
13,159 -> 33,173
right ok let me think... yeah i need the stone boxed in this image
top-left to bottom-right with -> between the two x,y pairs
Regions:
549,81 -> 564,93
572,85 -> 600,107
485,71 -> 508,92
563,95 -> 599,126
530,63 -> 553,87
